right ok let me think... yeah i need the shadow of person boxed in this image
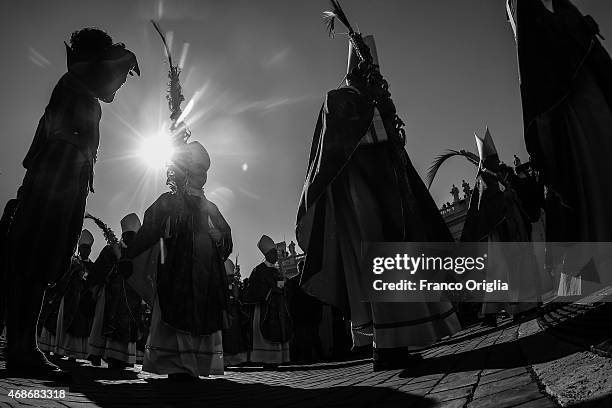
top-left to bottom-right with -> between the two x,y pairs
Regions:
68,374 -> 438,408
0,349 -> 437,408
0,356 -> 141,383
428,317 -> 521,348
398,322 -> 584,378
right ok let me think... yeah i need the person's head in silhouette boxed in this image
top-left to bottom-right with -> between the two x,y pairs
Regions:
65,27 -> 140,103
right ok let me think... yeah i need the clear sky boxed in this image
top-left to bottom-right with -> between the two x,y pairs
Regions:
1,0 -> 611,276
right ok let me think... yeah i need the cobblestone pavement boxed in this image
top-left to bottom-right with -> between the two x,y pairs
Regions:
2,293 -> 612,408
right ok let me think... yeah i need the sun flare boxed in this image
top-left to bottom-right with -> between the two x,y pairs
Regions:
138,133 -> 175,169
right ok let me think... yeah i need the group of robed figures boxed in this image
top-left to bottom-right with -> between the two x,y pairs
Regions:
1,0 -> 612,381
37,214 -> 147,369
296,0 -> 612,369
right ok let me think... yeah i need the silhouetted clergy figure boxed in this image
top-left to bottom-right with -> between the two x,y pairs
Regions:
54,230 -> 97,360
508,0 -> 612,246
38,229 -> 96,356
5,28 -> 138,379
508,0 -> 612,354
122,141 -> 232,380
88,213 -> 143,368
244,235 -> 291,366
460,129 -> 543,326
296,35 -> 460,371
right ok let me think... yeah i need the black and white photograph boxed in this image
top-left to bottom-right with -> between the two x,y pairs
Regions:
1,1 -> 612,407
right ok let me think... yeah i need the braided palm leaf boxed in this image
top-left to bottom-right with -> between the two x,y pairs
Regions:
151,20 -> 186,130
84,212 -> 119,245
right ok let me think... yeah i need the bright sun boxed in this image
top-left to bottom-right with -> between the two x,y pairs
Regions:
138,133 -> 175,169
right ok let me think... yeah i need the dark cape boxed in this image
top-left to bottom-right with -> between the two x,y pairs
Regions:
244,263 -> 293,343
62,257 -> 97,337
40,256 -> 97,337
296,87 -> 453,316
126,191 -> 232,336
244,263 -> 280,305
460,166 -> 548,311
515,0 -> 612,242
94,245 -> 142,343
8,72 -> 101,286
460,169 -> 540,242
460,181 -> 506,243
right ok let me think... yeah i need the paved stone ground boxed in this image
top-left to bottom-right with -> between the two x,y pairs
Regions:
1,293 -> 612,408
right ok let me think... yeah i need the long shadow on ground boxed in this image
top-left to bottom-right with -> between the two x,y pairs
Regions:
399,309 -> 603,378
0,356 -> 436,408
75,377 -> 436,408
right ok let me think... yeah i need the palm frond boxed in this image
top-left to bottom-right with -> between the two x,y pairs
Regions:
84,212 -> 119,246
426,149 -> 479,189
151,20 -> 185,124
323,0 -> 354,37
151,20 -> 173,67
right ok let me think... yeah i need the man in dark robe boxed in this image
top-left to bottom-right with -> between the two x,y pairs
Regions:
54,230 -> 98,360
296,35 -> 460,371
460,129 -> 543,326
88,213 -> 143,368
121,141 -> 232,380
38,229 -> 98,356
5,28 -> 139,379
244,235 -> 292,367
507,0 -> 612,355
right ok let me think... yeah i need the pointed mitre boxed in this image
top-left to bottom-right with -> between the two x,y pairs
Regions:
346,34 -> 379,85
78,229 -> 94,247
224,259 -> 235,276
475,127 -> 498,161
120,213 -> 142,234
257,235 -> 276,255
